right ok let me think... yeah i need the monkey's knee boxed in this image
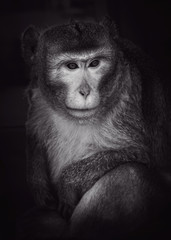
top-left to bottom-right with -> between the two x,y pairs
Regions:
70,163 -> 166,239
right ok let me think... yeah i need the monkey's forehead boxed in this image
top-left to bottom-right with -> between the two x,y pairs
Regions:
39,22 -> 112,53
46,47 -> 114,63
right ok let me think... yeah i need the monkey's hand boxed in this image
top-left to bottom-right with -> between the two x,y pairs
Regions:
56,148 -> 148,219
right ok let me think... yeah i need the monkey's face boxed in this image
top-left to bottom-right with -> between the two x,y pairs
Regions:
46,49 -> 113,120
22,21 -> 120,123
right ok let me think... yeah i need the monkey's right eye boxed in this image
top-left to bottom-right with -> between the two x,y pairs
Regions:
66,63 -> 79,69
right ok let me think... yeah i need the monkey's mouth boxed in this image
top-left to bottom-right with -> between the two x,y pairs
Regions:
67,107 -> 97,118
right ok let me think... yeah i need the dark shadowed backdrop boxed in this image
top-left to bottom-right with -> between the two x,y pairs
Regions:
0,0 -> 171,239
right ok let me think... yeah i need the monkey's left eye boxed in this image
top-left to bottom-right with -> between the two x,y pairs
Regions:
89,60 -> 100,68
66,63 -> 79,69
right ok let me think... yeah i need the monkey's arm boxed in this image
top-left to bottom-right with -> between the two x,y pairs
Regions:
56,147 -> 149,218
27,134 -> 56,208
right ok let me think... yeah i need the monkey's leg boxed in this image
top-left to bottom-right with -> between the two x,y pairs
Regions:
70,162 -> 170,240
56,148 -> 149,218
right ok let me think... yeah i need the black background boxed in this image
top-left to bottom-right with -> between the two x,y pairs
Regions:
0,0 -> 171,239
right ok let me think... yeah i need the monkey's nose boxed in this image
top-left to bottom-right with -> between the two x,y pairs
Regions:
79,86 -> 90,99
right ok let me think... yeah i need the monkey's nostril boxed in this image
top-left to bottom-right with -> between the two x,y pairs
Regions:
79,88 -> 90,98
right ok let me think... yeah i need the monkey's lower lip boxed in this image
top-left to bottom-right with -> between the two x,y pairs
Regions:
67,107 -> 96,118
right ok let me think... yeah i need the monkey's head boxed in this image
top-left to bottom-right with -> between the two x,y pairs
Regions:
22,20 -> 126,124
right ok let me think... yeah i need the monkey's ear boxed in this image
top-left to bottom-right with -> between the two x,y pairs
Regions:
21,26 -> 40,65
100,16 -> 118,39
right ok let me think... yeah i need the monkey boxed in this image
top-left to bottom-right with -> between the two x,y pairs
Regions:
20,18 -> 171,239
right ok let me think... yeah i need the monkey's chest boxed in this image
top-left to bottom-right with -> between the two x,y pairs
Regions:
49,114 -> 130,180
50,128 -> 97,179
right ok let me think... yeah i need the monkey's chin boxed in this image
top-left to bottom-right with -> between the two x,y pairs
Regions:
67,107 -> 97,119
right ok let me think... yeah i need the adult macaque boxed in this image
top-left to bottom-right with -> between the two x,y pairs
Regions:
20,18 -> 171,239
